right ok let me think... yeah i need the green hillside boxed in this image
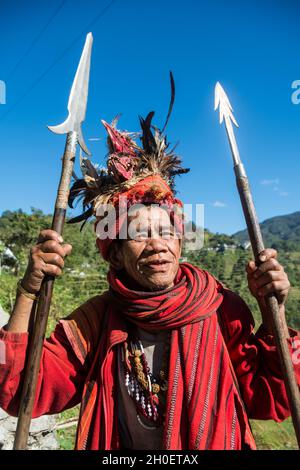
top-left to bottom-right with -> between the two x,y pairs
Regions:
184,227 -> 300,330
233,211 -> 300,250
0,208 -> 299,450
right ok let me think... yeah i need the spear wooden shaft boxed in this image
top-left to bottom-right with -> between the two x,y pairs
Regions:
13,32 -> 93,449
13,132 -> 77,449
215,82 -> 300,447
234,161 -> 300,447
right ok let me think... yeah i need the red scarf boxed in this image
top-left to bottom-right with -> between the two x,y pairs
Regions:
107,263 -> 223,329
75,263 -> 256,449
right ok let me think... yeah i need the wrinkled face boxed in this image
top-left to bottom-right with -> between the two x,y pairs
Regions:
110,205 -> 181,291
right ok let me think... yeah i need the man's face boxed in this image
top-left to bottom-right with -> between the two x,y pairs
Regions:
111,205 -> 182,291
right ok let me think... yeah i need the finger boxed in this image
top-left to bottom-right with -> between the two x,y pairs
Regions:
280,287 -> 290,295
253,271 -> 286,288
37,229 -> 63,244
257,280 -> 291,297
38,252 -> 65,269
62,243 -> 72,256
37,240 -> 66,257
246,260 -> 257,274
258,248 -> 277,263
31,256 -> 63,278
253,258 -> 282,278
41,262 -> 63,277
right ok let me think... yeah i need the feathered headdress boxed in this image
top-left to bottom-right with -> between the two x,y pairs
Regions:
68,72 -> 189,228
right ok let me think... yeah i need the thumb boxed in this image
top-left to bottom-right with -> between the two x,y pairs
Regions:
62,243 -> 73,257
246,260 -> 257,275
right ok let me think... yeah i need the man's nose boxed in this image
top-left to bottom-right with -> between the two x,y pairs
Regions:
144,237 -> 168,253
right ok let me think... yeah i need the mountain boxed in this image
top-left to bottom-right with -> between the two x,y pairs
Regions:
233,211 -> 300,249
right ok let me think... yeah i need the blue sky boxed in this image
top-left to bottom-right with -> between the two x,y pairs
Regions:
0,0 -> 299,234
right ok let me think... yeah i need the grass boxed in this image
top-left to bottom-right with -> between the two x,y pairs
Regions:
55,405 -> 79,450
250,417 -> 297,450
56,426 -> 77,450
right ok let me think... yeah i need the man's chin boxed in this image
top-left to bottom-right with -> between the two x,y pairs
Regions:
142,274 -> 175,291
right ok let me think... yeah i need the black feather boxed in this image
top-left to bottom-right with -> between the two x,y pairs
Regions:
81,158 -> 99,180
68,179 -> 88,209
161,71 -> 175,134
168,140 -> 180,155
139,111 -> 157,154
169,167 -> 190,176
67,206 -> 93,225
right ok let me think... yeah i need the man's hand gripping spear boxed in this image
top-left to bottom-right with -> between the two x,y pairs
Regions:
214,82 -> 300,447
13,32 -> 93,450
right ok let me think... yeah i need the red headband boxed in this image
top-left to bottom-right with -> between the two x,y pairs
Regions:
94,174 -> 183,260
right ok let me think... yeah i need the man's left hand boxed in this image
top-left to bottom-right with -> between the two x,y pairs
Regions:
246,248 -> 290,307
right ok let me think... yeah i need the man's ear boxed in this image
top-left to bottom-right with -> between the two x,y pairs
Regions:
178,238 -> 183,257
108,241 -> 124,270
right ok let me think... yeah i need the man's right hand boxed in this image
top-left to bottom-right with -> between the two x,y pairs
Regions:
21,229 -> 72,295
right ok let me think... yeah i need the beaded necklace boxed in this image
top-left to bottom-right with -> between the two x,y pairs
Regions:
121,330 -> 171,426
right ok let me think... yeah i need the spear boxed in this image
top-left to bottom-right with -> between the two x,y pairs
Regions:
214,82 -> 300,447
13,32 -> 93,449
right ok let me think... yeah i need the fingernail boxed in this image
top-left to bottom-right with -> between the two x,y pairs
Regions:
260,255 -> 266,262
58,236 -> 63,243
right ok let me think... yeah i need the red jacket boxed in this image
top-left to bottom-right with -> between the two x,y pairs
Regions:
0,289 -> 299,449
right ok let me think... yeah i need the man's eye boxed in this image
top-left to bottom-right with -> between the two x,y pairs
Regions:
134,232 -> 148,240
161,230 -> 174,238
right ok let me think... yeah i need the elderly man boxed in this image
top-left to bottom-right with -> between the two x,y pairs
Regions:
0,113 -> 299,451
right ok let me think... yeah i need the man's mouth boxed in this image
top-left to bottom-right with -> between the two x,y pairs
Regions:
142,260 -> 171,271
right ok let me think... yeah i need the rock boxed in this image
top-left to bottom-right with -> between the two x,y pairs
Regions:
0,307 -> 9,328
0,306 -> 59,450
0,410 -> 59,449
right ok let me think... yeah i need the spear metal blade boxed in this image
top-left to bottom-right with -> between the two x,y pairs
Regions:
214,81 -> 238,127
214,82 -> 241,165
48,32 -> 93,155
